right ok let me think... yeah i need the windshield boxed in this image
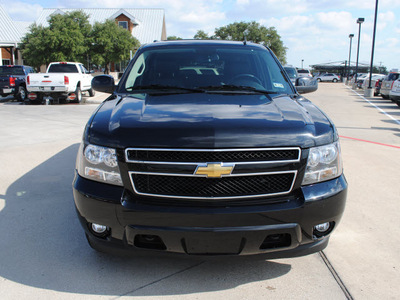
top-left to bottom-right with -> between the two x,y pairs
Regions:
121,44 -> 293,95
0,66 -> 25,76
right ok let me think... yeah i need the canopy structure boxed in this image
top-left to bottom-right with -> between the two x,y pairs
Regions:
310,61 -> 370,76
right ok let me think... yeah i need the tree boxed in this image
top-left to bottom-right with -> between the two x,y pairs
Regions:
20,11 -> 92,69
372,65 -> 388,75
20,24 -> 52,70
194,21 -> 287,64
47,11 -> 92,62
90,20 -> 140,74
194,30 -> 210,40
167,36 -> 182,40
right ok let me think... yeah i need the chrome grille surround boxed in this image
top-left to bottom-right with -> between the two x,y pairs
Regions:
125,147 -> 301,200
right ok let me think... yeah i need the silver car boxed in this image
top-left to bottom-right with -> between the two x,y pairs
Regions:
297,69 -> 313,78
315,73 -> 340,82
389,78 -> 400,107
380,72 -> 400,99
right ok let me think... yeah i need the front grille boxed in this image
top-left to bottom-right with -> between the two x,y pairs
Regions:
131,172 -> 295,199
126,148 -> 300,163
126,148 -> 300,200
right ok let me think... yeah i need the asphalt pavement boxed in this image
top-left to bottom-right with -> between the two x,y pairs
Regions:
0,84 -> 399,299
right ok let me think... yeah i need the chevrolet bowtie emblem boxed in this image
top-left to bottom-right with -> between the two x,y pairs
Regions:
195,163 -> 234,178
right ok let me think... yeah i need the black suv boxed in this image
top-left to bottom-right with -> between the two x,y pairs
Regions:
73,40 -> 347,257
0,65 -> 35,101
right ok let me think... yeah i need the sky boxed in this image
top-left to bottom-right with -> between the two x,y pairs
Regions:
1,0 -> 399,71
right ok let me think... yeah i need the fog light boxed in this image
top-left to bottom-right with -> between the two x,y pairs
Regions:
91,223 -> 107,234
314,222 -> 330,233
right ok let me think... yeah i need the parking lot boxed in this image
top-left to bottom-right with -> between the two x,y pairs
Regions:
0,83 -> 399,299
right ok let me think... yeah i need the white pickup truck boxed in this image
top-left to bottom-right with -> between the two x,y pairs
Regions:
26,62 -> 95,104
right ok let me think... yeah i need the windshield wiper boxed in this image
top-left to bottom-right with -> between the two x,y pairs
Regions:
126,84 -> 204,93
199,85 -> 277,95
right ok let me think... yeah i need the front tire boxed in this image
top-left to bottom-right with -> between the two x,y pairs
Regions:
317,78 -> 322,82
88,87 -> 95,97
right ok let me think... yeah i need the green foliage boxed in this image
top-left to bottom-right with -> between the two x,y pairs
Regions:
194,21 -> 287,64
20,24 -> 52,69
167,36 -> 182,40
46,11 -> 92,62
90,20 -> 140,74
20,11 -> 140,72
372,65 -> 388,75
193,30 -> 210,40
20,11 -> 92,68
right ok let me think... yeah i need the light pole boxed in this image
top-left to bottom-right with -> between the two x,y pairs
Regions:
354,18 -> 364,88
301,59 -> 304,69
367,0 -> 379,93
347,34 -> 354,81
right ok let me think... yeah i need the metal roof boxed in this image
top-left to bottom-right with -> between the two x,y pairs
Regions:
310,61 -> 370,68
36,8 -> 165,45
0,5 -> 25,46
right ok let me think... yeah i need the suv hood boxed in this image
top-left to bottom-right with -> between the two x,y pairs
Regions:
88,93 -> 334,149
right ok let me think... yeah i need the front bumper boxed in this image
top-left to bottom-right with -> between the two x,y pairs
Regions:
73,173 -> 347,257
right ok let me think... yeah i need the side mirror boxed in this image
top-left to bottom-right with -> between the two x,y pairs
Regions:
295,77 -> 318,94
91,75 -> 116,94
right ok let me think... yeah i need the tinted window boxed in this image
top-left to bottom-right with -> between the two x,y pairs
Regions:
388,73 -> 400,81
297,70 -> 309,74
48,64 -> 79,73
0,66 -> 25,75
284,67 -> 297,79
122,44 -> 293,94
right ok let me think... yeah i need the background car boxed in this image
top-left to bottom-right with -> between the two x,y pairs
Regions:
315,73 -> 340,82
380,71 -> 400,99
360,74 -> 385,89
283,65 -> 298,84
0,65 -> 35,101
297,69 -> 313,78
374,79 -> 383,96
389,78 -> 400,107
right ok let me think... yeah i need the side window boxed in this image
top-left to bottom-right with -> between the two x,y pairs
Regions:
81,65 -> 89,74
118,21 -> 128,29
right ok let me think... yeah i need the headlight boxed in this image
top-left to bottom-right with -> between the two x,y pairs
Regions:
302,141 -> 343,185
76,143 -> 123,186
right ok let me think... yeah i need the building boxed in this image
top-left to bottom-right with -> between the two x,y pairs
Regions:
0,6 -> 166,70
35,8 -> 166,45
0,5 -> 29,65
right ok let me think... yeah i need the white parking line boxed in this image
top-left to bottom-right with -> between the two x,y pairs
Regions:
346,86 -> 400,126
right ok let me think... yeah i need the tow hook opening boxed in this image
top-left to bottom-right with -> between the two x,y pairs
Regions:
260,233 -> 291,250
134,234 -> 167,250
